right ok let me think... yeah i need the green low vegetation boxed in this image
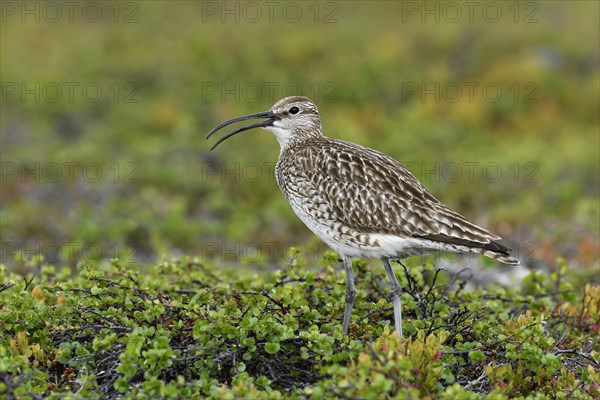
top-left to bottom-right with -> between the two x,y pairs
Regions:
1,254 -> 598,399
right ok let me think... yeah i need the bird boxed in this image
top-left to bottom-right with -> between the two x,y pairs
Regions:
207,96 -> 519,338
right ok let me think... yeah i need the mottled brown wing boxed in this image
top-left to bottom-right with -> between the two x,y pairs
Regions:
287,138 -> 501,244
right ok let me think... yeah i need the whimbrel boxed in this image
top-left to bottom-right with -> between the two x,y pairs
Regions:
207,96 -> 518,338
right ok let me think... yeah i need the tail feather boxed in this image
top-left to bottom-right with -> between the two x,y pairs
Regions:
479,248 -> 520,266
417,234 -> 520,266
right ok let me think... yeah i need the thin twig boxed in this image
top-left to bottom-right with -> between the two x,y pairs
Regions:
0,282 -> 14,294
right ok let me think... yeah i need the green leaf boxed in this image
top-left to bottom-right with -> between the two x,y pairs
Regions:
468,350 -> 485,363
264,342 -> 280,354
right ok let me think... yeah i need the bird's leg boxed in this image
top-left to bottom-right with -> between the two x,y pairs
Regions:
342,256 -> 357,334
382,258 -> 403,338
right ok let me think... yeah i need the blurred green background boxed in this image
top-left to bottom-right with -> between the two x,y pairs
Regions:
1,1 -> 598,275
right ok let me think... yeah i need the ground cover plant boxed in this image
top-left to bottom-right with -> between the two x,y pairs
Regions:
1,253 -> 598,399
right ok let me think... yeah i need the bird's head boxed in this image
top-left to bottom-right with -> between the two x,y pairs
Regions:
207,96 -> 323,150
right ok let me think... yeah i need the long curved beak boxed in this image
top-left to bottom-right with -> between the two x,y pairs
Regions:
206,110 -> 277,150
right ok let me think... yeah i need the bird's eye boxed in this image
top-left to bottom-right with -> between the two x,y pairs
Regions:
289,106 -> 300,115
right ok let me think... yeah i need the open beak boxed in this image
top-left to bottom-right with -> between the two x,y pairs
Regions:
206,110 -> 278,150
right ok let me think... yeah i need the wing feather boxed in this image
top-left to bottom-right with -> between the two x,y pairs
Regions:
278,138 -> 500,245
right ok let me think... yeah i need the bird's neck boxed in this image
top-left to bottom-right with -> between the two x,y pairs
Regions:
278,133 -> 326,158
275,126 -> 324,151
